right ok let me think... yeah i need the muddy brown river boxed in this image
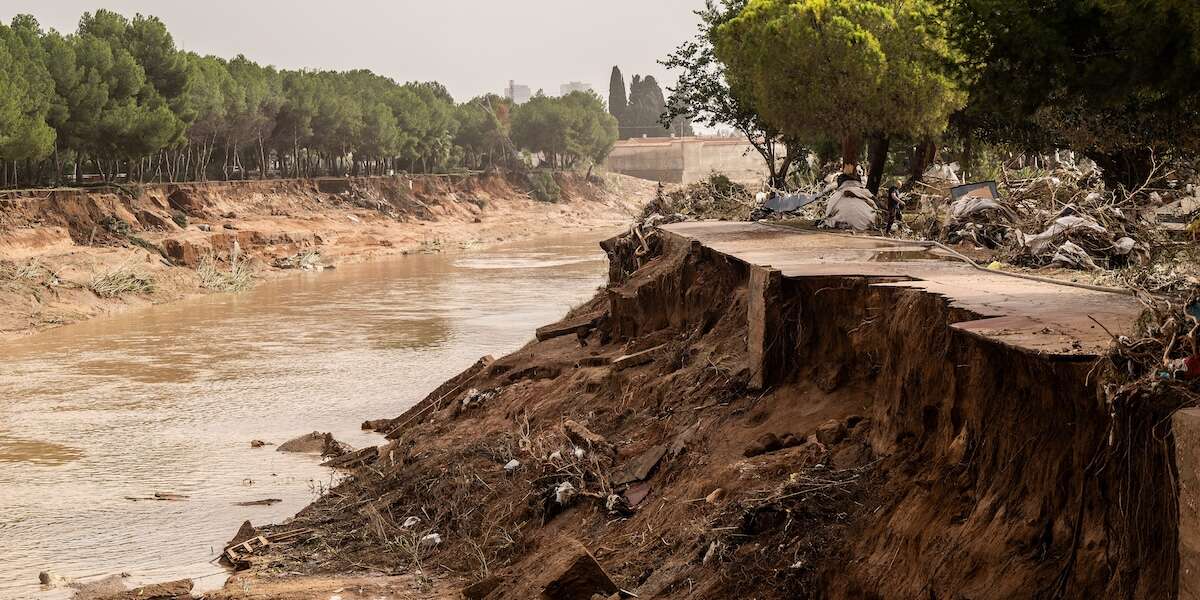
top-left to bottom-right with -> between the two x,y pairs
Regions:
0,233 -> 613,599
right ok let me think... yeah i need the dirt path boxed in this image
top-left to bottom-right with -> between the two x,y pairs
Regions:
0,172 -> 654,340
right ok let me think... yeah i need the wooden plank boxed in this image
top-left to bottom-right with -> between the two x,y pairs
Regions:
535,311 -> 605,342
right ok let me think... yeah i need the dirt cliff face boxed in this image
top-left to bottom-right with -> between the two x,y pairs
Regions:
235,229 -> 1176,598
0,173 -> 649,338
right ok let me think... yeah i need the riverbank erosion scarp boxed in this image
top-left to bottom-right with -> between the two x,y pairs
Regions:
0,173 -> 650,338
211,222 -> 1195,599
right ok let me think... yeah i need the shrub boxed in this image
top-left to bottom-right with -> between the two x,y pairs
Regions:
528,171 -> 561,203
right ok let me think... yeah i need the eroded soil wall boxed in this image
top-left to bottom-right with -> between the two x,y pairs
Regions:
236,228 -> 1178,599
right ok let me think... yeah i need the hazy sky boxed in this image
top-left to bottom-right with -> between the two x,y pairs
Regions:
0,1 -> 707,102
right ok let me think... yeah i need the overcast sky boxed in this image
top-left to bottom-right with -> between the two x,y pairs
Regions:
0,1 -> 706,102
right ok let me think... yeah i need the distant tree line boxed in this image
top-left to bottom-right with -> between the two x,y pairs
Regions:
0,11 -> 619,188
608,66 -> 693,140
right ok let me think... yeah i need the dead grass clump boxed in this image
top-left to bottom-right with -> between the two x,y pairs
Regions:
198,254 -> 254,292
90,265 -> 156,298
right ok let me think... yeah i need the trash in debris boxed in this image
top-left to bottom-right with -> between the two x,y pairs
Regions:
554,481 -> 577,505
461,388 -> 496,410
503,459 -> 521,472
419,533 -> 442,549
705,488 -> 726,504
402,516 -> 421,529
949,181 -> 1000,203
820,178 -> 879,231
1050,240 -> 1101,270
763,191 -> 821,214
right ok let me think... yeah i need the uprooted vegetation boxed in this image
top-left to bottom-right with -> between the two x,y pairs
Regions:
89,264 -> 156,298
235,227 -> 1179,599
197,254 -> 254,292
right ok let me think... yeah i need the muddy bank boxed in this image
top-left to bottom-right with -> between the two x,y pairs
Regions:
0,172 -> 651,339
197,221 -> 1187,599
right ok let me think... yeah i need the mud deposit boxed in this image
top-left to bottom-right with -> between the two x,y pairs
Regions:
0,235 -> 611,598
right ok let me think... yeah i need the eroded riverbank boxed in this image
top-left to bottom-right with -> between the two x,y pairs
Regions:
0,234 -> 617,599
0,172 -> 652,340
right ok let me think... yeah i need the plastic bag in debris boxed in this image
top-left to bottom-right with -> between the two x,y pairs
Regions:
763,192 -> 821,214
949,196 -> 1016,224
1019,215 -> 1110,256
1051,241 -> 1101,270
821,180 -> 879,230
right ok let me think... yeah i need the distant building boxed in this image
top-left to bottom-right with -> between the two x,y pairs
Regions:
505,80 -> 531,105
560,81 -> 593,96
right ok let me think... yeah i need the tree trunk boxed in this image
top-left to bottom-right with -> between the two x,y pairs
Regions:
841,134 -> 863,178
866,134 -> 891,195
901,139 -> 937,192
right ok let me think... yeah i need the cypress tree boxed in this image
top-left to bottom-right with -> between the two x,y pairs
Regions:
607,66 -> 627,137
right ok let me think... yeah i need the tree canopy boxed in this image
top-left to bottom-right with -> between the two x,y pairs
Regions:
714,0 -> 966,175
945,0 -> 1200,188
0,10 -> 626,187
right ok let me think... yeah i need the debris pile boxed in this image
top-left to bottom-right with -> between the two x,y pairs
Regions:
1103,292 -> 1200,409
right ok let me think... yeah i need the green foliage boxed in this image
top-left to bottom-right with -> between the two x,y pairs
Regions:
945,0 -> 1200,186
527,171 -> 561,203
608,66 -> 627,122
661,0 -> 805,187
511,91 -> 618,169
608,68 -> 693,139
715,0 -> 966,162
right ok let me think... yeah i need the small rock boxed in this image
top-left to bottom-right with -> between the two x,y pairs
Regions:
360,419 -> 393,432
743,432 -> 784,458
462,576 -> 502,600
277,432 -> 353,457
611,444 -> 667,485
37,572 -> 51,586
780,433 -> 805,448
705,488 -> 726,504
540,540 -> 619,600
249,440 -> 268,448
196,223 -> 212,232
815,419 -> 847,446
223,223 -> 237,230
831,443 -> 870,470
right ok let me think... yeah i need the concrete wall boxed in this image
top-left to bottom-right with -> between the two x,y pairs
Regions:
604,136 -> 776,185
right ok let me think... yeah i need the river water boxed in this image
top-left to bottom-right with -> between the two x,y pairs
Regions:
0,233 -> 613,599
